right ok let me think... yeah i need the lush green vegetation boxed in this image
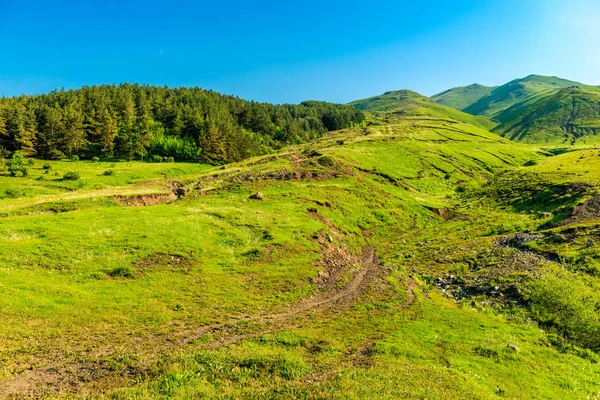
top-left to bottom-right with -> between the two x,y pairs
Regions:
0,85 -> 365,164
348,89 -> 497,131
493,87 -> 600,144
431,83 -> 497,111
462,74 -> 586,118
2,95 -> 600,399
430,74 -> 600,145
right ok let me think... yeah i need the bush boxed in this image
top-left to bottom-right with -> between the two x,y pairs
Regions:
103,170 -> 114,176
8,152 -> 28,177
62,171 -> 81,181
70,155 -> 79,162
27,159 -> 35,167
151,155 -> 164,163
92,156 -> 100,163
43,163 -> 52,170
524,160 -> 538,167
525,275 -> 600,351
164,156 -> 175,163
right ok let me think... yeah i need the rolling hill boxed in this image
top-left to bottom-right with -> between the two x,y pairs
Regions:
493,86 -> 600,144
5,95 -> 600,398
349,89 -> 498,131
2,82 -> 600,398
463,75 -> 586,118
431,83 -> 497,110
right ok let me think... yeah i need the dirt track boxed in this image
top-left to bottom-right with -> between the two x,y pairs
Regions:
1,213 -> 416,398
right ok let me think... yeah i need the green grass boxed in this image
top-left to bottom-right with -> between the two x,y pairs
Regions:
1,112 -> 599,398
348,89 -> 497,131
463,74 -> 588,118
493,87 -> 600,144
431,83 -> 497,111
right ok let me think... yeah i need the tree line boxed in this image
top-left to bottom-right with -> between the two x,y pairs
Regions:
0,84 -> 365,164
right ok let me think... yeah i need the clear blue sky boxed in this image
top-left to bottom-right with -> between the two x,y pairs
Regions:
1,0 -> 599,103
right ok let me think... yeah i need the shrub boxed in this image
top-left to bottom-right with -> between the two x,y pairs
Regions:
103,170 -> 114,176
151,155 -> 164,163
164,156 -> 175,163
524,160 -> 538,167
70,155 -> 79,162
42,163 -> 52,170
92,156 -> 100,163
3,187 -> 24,199
8,152 -> 28,177
62,171 -> 81,181
27,158 -> 35,166
525,275 -> 600,351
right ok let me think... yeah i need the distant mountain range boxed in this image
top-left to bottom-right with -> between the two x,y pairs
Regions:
351,75 -> 600,145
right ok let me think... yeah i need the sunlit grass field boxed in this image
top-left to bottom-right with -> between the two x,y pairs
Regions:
1,115 -> 599,398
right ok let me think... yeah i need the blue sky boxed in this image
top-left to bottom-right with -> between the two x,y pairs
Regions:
1,0 -> 599,103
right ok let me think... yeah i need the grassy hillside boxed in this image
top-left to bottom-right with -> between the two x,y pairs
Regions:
349,90 -> 498,131
463,75 -> 585,118
2,105 -> 600,398
493,87 -> 600,144
431,83 -> 497,110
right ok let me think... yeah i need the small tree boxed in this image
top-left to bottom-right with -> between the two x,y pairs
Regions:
8,151 -> 28,177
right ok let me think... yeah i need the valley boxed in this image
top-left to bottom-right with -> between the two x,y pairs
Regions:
1,91 -> 599,397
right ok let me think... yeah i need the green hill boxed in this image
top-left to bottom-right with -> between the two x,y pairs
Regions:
463,75 -> 585,118
494,87 -> 600,144
431,83 -> 497,110
349,89 -> 498,130
3,83 -> 600,399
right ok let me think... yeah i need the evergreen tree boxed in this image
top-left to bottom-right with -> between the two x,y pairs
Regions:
63,105 -> 86,156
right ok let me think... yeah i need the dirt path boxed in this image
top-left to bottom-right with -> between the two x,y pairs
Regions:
1,212 -> 413,398
175,245 -> 383,349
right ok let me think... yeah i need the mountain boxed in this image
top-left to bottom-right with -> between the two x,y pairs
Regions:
463,74 -> 586,118
431,83 -> 497,110
349,89 -> 497,131
493,86 -> 600,144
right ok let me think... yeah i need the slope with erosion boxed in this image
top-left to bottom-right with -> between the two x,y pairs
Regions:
1,111 -> 600,398
493,87 -> 600,144
431,83 -> 497,110
463,74 -> 586,119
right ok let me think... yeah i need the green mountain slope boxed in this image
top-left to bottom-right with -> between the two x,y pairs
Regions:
3,110 -> 600,398
464,75 -> 585,118
349,89 -> 498,131
493,87 -> 600,144
431,83 -> 497,110
3,88 -> 600,398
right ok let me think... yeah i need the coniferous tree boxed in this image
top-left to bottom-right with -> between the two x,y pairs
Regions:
63,105 -> 86,157
0,84 -> 365,163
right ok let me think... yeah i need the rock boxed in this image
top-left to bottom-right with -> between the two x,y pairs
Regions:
249,192 -> 263,200
327,235 -> 333,242
540,212 -> 553,218
551,234 -> 566,243
507,343 -> 520,352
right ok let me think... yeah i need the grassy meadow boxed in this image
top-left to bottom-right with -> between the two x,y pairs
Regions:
1,112 -> 600,398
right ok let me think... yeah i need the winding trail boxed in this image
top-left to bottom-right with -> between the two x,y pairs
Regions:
1,208 -> 421,398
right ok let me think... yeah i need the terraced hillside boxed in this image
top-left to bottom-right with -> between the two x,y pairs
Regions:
1,111 -> 600,398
